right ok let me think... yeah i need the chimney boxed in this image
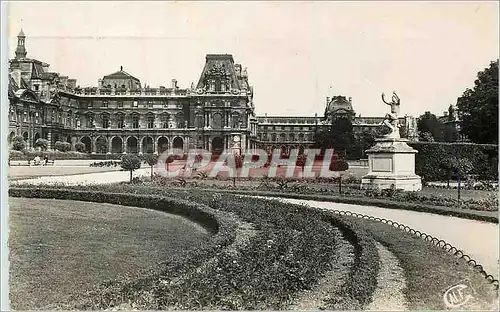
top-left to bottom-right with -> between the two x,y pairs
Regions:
120,66 -> 123,71
326,97 -> 330,105
171,79 -> 177,89
348,97 -> 352,104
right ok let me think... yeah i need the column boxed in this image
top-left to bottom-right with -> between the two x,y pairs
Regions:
138,137 -> 143,155
47,131 -> 52,150
153,137 -> 157,155
108,138 -> 113,154
91,137 -> 97,154
122,137 -> 127,154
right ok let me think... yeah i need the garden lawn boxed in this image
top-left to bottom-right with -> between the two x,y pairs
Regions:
8,197 -> 210,310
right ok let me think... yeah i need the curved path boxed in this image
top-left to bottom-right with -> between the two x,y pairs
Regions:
10,170 -> 499,279
267,197 -> 499,280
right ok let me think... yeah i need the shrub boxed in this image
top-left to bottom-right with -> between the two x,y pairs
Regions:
34,138 -> 49,151
11,135 -> 26,151
54,141 -> 71,152
74,142 -> 85,152
9,150 -> 24,160
121,154 -> 142,183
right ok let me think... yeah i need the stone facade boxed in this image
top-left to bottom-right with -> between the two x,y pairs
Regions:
7,31 -> 418,156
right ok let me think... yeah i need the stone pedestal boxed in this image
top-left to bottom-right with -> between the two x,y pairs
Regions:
361,138 -> 422,191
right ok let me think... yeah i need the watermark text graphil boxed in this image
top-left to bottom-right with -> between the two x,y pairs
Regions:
156,148 -> 345,179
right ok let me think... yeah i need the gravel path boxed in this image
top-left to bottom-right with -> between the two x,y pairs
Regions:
271,197 -> 499,280
10,168 -> 151,185
367,242 -> 408,311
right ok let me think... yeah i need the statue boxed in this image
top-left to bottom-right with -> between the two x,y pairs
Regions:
381,91 -> 401,139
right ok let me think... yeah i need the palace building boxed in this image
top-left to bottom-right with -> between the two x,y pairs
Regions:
7,30 -> 418,156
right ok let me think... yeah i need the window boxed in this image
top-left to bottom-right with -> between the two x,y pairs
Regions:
133,101 -> 138,108
117,114 -> 125,128
132,114 -> 139,128
196,114 -> 203,128
212,113 -> 222,129
87,101 -> 93,108
161,114 -> 169,128
102,100 -> 108,108
147,100 -> 153,108
101,113 -> 109,128
215,79 -> 222,92
147,115 -> 155,128
232,112 -> 240,128
86,114 -> 94,128
118,101 -> 123,108
271,133 -> 277,141
289,133 -> 295,141
34,85 -> 39,91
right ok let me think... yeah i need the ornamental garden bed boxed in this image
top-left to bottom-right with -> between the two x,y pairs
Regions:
9,186 -> 498,310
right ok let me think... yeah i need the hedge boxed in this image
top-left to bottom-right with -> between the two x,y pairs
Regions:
409,142 -> 498,182
9,150 -> 90,160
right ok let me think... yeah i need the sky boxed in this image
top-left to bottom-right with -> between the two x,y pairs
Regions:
5,1 -> 499,118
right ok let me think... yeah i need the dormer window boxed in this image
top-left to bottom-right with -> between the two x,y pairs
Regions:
147,100 -> 153,108
133,101 -> 138,108
118,101 -> 123,108
102,100 -> 108,108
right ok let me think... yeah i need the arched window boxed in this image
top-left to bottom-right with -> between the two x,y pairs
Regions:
280,133 -> 286,142
289,133 -> 295,141
271,133 -> 277,141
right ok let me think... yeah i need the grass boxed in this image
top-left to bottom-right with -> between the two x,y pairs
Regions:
354,217 -> 499,310
8,197 -> 210,310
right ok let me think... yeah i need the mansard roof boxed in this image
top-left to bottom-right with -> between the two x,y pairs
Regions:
103,67 -> 140,82
196,54 -> 243,90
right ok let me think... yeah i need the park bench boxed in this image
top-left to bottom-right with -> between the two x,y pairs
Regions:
44,159 -> 55,166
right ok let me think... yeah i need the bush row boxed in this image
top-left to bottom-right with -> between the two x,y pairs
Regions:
89,160 -> 122,167
9,149 -> 89,160
145,174 -> 498,213
410,142 -> 498,182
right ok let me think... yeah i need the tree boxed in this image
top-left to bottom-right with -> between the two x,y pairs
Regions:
74,142 -> 85,152
329,154 -> 349,194
11,135 -> 26,151
417,111 -> 444,142
443,105 -> 460,142
315,117 -> 355,157
121,154 -> 142,183
54,141 -> 70,152
34,138 -> 49,151
144,154 -> 159,179
457,60 -> 499,144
